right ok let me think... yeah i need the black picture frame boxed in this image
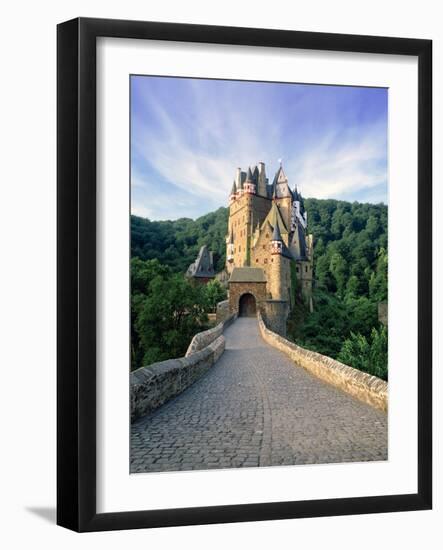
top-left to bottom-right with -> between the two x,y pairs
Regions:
57,17 -> 432,532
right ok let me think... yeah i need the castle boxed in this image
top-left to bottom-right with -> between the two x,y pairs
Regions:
226,161 -> 313,335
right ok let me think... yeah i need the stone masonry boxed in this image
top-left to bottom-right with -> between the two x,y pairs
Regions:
131,318 -> 387,473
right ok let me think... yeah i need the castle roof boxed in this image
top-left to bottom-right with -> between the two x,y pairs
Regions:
263,201 -> 288,235
185,245 -> 215,279
271,165 -> 292,198
246,166 -> 254,182
229,267 -> 266,283
271,221 -> 283,242
230,181 -> 237,195
297,224 -> 307,258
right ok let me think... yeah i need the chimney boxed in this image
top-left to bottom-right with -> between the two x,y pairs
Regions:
235,167 -> 242,186
257,162 -> 267,196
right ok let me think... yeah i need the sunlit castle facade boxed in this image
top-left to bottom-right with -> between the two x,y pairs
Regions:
226,162 -> 313,334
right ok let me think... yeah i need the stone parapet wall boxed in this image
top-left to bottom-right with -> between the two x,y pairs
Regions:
131,335 -> 225,421
216,299 -> 230,323
131,314 -> 236,421
185,313 -> 236,356
258,313 -> 388,412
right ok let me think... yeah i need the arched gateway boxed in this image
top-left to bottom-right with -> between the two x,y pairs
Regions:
228,267 -> 267,318
239,293 -> 256,317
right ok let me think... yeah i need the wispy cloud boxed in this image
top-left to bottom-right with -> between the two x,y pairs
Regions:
131,77 -> 387,219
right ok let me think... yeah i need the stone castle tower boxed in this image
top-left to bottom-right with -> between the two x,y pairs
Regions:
226,162 -> 313,335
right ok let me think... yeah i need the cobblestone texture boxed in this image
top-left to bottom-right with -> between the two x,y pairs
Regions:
131,318 -> 387,473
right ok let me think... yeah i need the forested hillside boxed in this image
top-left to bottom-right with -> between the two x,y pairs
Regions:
131,198 -> 388,379
131,207 -> 229,273
289,198 -> 388,380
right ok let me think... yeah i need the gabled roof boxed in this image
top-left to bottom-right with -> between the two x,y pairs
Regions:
271,165 -> 292,198
229,267 -> 266,283
185,245 -> 215,278
262,201 -> 288,235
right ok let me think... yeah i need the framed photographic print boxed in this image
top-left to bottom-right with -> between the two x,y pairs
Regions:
57,17 -> 432,532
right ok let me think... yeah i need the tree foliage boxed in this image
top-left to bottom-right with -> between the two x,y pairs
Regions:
131,207 -> 228,273
338,326 -> 388,380
131,258 -> 227,371
287,198 -> 388,378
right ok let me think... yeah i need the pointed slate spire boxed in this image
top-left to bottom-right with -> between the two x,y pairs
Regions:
272,221 -> 283,242
272,180 -> 278,199
246,166 -> 254,182
231,181 -> 237,195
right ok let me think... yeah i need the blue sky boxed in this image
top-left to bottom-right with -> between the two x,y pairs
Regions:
131,76 -> 387,220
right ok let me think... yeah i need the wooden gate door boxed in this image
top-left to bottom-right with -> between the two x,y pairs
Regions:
239,293 -> 256,317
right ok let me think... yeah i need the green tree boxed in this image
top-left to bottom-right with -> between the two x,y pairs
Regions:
135,274 -> 208,367
369,247 -> 388,302
329,252 -> 348,296
203,279 -> 227,313
338,326 -> 388,380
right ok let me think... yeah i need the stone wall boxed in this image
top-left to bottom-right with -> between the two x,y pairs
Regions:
131,335 -> 225,421
216,299 -> 230,323
131,314 -> 236,421
185,314 -> 235,356
258,313 -> 388,412
228,281 -> 267,315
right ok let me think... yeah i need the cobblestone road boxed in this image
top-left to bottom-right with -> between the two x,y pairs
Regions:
131,318 -> 387,473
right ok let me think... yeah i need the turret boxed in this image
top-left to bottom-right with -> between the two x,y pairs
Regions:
270,222 -> 283,255
244,166 -> 256,195
269,222 -> 285,300
230,181 -> 237,203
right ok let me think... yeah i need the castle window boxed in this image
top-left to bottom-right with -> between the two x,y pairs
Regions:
271,258 -> 274,263
305,266 -> 308,273
262,245 -> 265,250
264,258 -> 268,264
256,259 -> 259,263
296,266 -> 300,273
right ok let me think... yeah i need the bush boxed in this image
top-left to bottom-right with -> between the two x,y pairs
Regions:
337,326 -> 388,380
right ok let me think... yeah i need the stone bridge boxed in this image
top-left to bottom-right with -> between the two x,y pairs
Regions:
131,317 -> 387,472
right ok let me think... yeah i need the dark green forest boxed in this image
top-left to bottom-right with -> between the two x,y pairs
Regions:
288,198 -> 388,380
131,198 -> 388,379
131,208 -> 229,273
